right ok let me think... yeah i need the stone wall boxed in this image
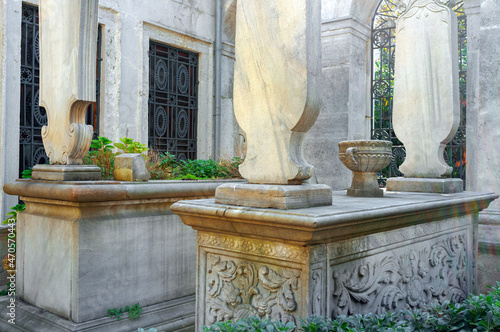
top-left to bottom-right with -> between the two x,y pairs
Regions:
305,0 -> 380,190
465,0 -> 500,292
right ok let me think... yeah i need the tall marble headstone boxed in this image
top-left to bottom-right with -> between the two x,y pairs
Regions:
215,0 -> 332,209
33,0 -> 101,180
233,0 -> 321,185
387,0 -> 463,193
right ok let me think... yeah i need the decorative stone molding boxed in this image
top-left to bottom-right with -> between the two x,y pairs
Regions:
39,0 -> 98,165
205,254 -> 301,324
331,233 -> 468,317
199,232 -> 308,262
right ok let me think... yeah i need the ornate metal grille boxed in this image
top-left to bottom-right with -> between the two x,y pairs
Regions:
19,4 -> 101,176
148,41 -> 199,160
371,1 -> 467,186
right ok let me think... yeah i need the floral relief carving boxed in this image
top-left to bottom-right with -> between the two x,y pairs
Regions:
329,218 -> 469,259
332,234 -> 467,317
206,254 -> 301,325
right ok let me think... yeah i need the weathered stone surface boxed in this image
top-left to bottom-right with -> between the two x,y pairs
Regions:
113,153 -> 150,182
305,16 -> 372,191
386,177 -> 463,194
393,0 -> 459,178
338,140 -> 392,197
172,191 -> 498,327
3,179 -> 242,326
31,164 -> 101,181
465,0 -> 500,290
39,0 -> 98,165
215,183 -> 332,209
173,191 -> 497,246
0,296 -> 195,332
233,0 -> 322,184
329,217 -> 473,316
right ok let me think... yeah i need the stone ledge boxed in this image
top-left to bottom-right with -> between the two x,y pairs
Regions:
386,177 -> 464,193
3,179 -> 246,202
215,183 -> 332,209
0,296 -> 195,332
171,191 -> 498,245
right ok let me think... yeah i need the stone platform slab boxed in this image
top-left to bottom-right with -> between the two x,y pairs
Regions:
0,295 -> 195,332
2,179 -> 244,327
172,190 -> 498,329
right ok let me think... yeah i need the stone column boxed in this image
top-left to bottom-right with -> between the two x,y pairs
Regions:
465,0 -> 500,292
305,12 -> 373,190
386,0 -> 463,193
215,0 -> 332,209
32,0 -> 100,181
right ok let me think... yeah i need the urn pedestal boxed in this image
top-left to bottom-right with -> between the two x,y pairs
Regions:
338,140 -> 392,197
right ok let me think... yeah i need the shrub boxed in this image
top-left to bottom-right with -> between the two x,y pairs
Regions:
146,152 -> 242,180
84,136 -> 242,180
84,136 -> 117,179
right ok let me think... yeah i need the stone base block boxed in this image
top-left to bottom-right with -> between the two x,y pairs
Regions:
0,296 -> 195,332
215,183 -> 332,209
172,191 -> 499,329
347,188 -> 383,197
386,177 -> 463,193
195,216 -> 474,327
32,165 -> 101,181
113,153 -> 150,182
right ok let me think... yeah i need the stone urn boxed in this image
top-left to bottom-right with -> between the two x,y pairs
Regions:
338,140 -> 392,197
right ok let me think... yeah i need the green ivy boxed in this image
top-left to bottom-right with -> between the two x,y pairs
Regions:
107,303 -> 143,321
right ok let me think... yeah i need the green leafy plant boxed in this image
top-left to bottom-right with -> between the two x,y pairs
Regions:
172,157 -> 243,180
107,303 -> 143,321
145,152 -> 242,180
2,204 -> 25,225
21,167 -> 33,179
204,316 -> 295,332
91,136 -> 114,151
203,283 -> 500,332
83,135 -> 242,180
114,137 -> 149,154
83,136 -> 117,179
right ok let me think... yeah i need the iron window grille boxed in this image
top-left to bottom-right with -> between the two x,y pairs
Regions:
148,41 -> 199,161
19,4 -> 102,176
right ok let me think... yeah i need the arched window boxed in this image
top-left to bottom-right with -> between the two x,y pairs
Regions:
371,0 -> 467,186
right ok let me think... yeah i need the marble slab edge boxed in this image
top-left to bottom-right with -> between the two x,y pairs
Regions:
171,191 -> 499,245
2,179 -> 246,202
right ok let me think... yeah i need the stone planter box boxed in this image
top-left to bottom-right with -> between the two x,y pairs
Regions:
1,179 -> 244,331
172,190 -> 498,329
